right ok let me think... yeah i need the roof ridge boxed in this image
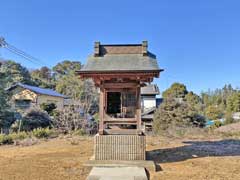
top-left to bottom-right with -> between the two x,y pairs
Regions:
100,44 -> 142,46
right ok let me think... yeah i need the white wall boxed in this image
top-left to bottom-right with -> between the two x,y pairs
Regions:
142,96 -> 156,110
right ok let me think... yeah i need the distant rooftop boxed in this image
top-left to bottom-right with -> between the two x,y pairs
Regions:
141,84 -> 159,95
6,83 -> 68,98
78,41 -> 163,73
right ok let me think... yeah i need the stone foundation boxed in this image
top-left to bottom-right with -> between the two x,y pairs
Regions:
94,134 -> 146,160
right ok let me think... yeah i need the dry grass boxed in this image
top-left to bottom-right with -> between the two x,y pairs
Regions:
0,134 -> 239,180
147,136 -> 240,180
0,136 -> 93,180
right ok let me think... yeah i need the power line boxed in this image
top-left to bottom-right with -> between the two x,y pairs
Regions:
5,46 -> 43,66
0,37 -> 49,67
7,43 -> 47,66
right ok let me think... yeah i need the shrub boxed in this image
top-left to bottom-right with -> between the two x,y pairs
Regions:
205,105 -> 223,120
10,121 -> 20,133
9,131 -> 29,140
40,103 -> 57,116
0,110 -> 15,131
72,129 -> 86,136
52,105 -> 88,133
209,120 -> 222,129
153,98 -> 205,135
224,112 -> 234,125
32,128 -> 55,138
19,107 -> 52,131
0,132 -> 30,145
0,134 -> 13,145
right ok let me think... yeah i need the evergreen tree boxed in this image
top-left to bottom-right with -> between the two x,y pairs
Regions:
0,60 -> 33,88
52,60 -> 82,79
162,82 -> 188,99
30,66 -> 55,88
227,92 -> 240,112
205,105 -> 222,120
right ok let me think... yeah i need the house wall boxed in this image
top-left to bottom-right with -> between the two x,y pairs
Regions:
141,95 -> 156,110
12,89 -> 37,102
11,88 -> 65,110
37,95 -> 65,110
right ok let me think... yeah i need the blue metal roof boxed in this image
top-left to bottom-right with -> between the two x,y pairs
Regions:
7,83 -> 68,98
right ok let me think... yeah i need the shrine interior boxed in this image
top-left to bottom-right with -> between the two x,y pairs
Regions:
106,91 -> 136,119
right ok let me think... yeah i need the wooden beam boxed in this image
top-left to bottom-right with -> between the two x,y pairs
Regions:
104,82 -> 138,89
104,117 -> 137,122
103,129 -> 140,135
136,85 -> 142,133
99,86 -> 104,135
104,122 -> 137,125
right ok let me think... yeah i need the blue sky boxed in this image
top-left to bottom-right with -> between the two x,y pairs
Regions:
1,0 -> 240,95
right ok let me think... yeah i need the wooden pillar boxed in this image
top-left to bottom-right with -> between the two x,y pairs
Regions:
99,85 -> 104,135
136,85 -> 142,133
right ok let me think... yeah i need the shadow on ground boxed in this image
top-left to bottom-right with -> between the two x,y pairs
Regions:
147,139 -> 240,164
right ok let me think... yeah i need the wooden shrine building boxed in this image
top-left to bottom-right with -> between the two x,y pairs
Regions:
77,41 -> 163,161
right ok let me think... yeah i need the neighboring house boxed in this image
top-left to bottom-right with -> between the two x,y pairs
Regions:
6,83 -> 68,110
141,84 -> 161,131
141,84 -> 159,111
233,112 -> 240,121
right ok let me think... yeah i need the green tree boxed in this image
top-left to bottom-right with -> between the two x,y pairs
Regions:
0,72 -> 8,110
186,91 -> 201,105
227,92 -> 240,112
186,91 -> 204,113
30,66 -> 55,88
54,60 -> 98,117
201,84 -> 236,116
40,103 -> 57,116
56,72 -> 85,100
233,93 -> 240,112
56,72 -> 98,113
162,82 -> 188,99
52,60 -> 82,79
0,60 -> 32,88
0,71 -> 15,132
205,105 -> 222,120
153,98 -> 205,134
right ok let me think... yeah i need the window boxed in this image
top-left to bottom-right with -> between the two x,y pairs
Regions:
122,92 -> 136,107
15,100 -> 31,108
122,92 -> 136,118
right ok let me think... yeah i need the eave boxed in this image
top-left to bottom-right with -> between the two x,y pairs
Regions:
76,69 -> 164,77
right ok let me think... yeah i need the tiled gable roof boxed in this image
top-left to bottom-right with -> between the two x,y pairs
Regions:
7,83 -> 68,98
79,41 -> 162,72
141,84 -> 159,95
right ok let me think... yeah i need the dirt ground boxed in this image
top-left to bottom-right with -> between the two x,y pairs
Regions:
0,135 -> 240,180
